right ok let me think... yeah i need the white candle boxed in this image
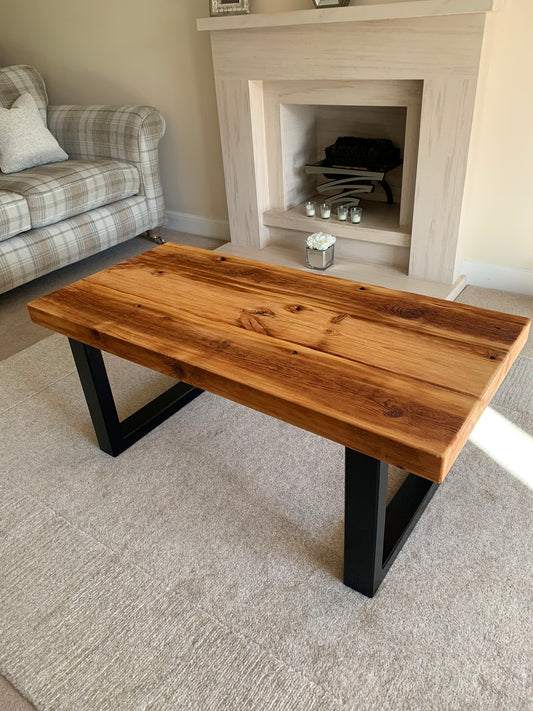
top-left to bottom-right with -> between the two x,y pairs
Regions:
337,205 -> 348,221
320,203 -> 331,219
350,207 -> 362,223
305,200 -> 316,217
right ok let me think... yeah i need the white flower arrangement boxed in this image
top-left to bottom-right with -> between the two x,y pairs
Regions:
306,232 -> 336,251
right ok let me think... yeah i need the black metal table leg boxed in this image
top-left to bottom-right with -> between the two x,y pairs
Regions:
69,339 -> 204,456
344,447 -> 439,597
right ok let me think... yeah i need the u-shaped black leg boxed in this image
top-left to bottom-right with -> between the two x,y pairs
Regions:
69,339 -> 204,456
344,448 -> 439,597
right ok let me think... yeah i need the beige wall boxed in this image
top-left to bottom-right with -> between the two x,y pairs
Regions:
0,0 -> 531,272
0,0 -> 228,221
459,0 -> 533,271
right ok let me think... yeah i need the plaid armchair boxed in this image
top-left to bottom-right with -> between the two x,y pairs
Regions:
0,65 -> 166,294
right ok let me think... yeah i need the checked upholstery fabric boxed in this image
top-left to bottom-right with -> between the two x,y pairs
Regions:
0,65 -> 166,293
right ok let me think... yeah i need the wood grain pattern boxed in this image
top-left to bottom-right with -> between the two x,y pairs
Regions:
409,77 -> 479,282
28,244 -> 529,484
213,78 -> 269,248
209,16 -> 486,82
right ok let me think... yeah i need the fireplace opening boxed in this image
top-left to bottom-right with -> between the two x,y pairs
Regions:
280,103 -> 408,224
260,80 -> 423,269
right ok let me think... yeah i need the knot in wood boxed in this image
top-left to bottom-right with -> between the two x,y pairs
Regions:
389,305 -> 424,320
208,339 -> 230,353
383,405 -> 404,419
239,313 -> 269,335
287,304 -> 303,313
331,313 -> 349,324
245,307 -> 275,317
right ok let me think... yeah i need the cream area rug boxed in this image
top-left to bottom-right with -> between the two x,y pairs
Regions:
0,335 -> 532,711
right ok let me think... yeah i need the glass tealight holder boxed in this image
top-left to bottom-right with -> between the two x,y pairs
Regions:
350,206 -> 363,223
305,200 -> 316,217
305,245 -> 334,271
337,204 -> 348,221
319,202 -> 331,219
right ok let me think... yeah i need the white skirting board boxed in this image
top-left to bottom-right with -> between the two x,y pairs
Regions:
461,260 -> 533,296
165,210 -> 230,240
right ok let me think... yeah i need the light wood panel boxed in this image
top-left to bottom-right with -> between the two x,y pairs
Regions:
263,203 -> 410,248
400,103 -> 421,228
409,77 -> 479,282
263,79 -> 423,108
280,104 -> 318,209
269,230 -> 410,271
28,244 -> 529,484
209,15 -> 486,82
213,78 -> 269,247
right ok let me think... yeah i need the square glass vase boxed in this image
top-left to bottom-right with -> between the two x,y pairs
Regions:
306,245 -> 334,271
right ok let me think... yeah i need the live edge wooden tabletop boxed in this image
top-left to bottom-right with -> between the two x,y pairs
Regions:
28,243 -> 530,484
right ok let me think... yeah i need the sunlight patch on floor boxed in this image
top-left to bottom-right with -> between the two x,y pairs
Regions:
469,407 -> 533,490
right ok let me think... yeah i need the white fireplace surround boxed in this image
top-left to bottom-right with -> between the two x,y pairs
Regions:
198,0 -> 500,297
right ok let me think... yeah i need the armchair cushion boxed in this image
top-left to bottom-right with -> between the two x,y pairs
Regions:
0,159 -> 139,228
0,93 -> 68,174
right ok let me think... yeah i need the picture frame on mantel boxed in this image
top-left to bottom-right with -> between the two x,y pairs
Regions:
210,0 -> 250,16
313,0 -> 350,7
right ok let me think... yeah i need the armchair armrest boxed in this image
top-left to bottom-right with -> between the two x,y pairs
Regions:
47,105 -> 166,225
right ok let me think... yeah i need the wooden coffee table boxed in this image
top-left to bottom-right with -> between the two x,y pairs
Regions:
28,244 -> 530,597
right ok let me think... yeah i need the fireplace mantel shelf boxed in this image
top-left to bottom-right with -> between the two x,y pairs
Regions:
197,0 -> 499,32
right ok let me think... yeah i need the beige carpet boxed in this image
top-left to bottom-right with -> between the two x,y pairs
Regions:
0,335 -> 532,710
